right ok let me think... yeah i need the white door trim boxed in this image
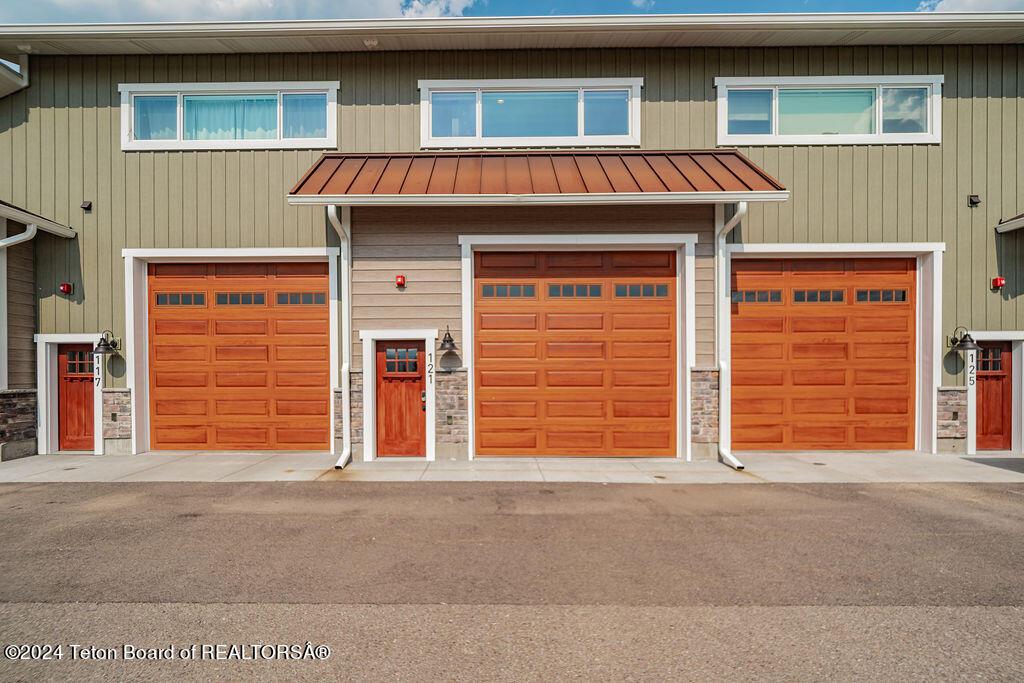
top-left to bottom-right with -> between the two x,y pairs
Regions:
122,247 -> 342,454
33,333 -> 105,455
965,331 -> 1023,454
721,242 -> 946,454
358,328 -> 438,462
458,233 -> 700,461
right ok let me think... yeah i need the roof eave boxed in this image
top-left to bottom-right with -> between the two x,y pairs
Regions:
996,215 -> 1024,234
287,191 -> 790,207
0,202 -> 76,238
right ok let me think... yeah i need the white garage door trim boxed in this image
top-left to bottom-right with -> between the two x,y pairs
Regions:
720,242 -> 945,455
122,247 -> 342,455
459,233 -> 700,461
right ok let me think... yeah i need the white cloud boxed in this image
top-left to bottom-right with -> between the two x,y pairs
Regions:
0,0 -> 481,23
918,0 -> 1024,10
631,0 -> 656,9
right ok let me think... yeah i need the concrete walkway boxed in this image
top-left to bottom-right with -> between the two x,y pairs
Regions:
1,450 -> 1022,484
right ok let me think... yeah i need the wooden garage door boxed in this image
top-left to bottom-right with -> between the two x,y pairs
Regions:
731,258 -> 916,451
148,263 -> 330,451
474,251 -> 676,457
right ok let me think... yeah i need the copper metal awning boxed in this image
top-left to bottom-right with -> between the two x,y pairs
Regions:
288,150 -> 787,206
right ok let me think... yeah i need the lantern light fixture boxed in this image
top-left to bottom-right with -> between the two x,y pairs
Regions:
950,326 -> 981,354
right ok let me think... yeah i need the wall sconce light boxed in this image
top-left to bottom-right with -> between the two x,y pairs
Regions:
58,282 -> 73,295
395,274 -> 406,288
967,194 -> 982,208
439,326 -> 457,351
80,200 -> 92,211
950,326 -> 981,354
992,276 -> 1006,290
93,330 -> 121,356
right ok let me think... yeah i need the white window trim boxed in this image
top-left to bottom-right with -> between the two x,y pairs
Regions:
714,75 -> 943,146
718,242 -> 945,456
418,78 -> 643,149
459,233 -> 698,461
118,81 -> 339,151
121,247 -> 342,455
33,333 -> 105,455
358,329 -> 438,462
965,332 -> 1023,455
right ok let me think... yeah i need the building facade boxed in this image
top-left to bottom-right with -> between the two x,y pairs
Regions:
0,13 -> 1021,464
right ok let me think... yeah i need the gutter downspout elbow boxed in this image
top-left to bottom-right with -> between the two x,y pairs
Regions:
0,222 -> 37,249
327,205 -> 353,469
715,202 -> 747,471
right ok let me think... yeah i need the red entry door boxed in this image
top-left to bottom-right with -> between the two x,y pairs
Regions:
375,340 -> 426,456
58,343 -> 95,451
977,342 -> 1012,451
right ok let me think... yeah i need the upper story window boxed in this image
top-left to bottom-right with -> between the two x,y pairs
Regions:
418,78 -> 642,148
118,81 -> 339,151
714,76 -> 943,146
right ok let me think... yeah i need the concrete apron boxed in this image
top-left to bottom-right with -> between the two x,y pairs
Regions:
0,451 -> 1022,484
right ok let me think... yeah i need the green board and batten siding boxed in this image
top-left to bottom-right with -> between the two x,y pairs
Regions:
0,46 -> 1021,386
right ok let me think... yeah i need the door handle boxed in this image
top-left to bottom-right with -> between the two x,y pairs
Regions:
421,390 -> 426,411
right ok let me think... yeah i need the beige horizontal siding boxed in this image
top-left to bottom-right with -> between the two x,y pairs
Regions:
4,219 -> 35,389
0,46 -> 1019,386
350,204 -> 715,370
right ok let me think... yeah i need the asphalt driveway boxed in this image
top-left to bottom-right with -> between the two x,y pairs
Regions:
1,481 -> 1022,680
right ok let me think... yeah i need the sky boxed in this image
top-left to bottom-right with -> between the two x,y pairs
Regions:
0,0 -> 1022,24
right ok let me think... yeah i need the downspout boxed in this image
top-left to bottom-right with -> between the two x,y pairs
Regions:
327,205 -> 353,469
0,223 -> 38,390
715,202 -> 747,471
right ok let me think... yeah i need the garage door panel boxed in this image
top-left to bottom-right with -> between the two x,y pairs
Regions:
479,341 -> 539,359
154,344 -> 208,362
148,262 -> 330,451
275,345 -> 329,361
731,257 -> 915,451
791,317 -> 847,333
546,371 -> 604,387
479,401 -> 538,418
215,320 -> 268,335
612,401 -> 672,418
547,401 -> 606,418
155,371 -> 209,388
791,369 -> 847,386
792,398 -> 848,415
155,400 -> 209,416
215,400 -> 270,416
475,250 -> 676,457
154,319 -> 208,335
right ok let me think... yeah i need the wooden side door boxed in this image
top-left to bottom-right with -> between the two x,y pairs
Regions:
375,340 -> 426,456
977,342 -> 1012,450
58,343 -> 94,451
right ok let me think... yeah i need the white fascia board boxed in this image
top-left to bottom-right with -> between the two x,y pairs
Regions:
288,191 -> 789,206
0,204 -> 75,238
996,216 -> 1024,234
6,13 -> 1024,38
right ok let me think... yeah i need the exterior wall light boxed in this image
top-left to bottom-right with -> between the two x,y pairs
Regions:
950,326 -> 981,354
94,330 -> 120,356
439,326 -> 457,351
